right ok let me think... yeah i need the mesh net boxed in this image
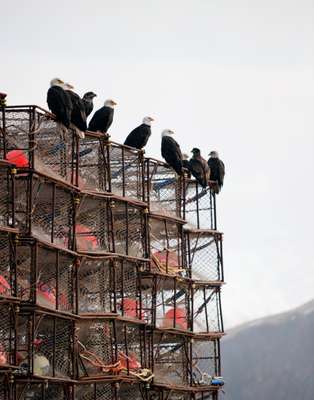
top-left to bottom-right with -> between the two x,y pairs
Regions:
184,231 -> 222,282
148,390 -> 190,400
15,175 -> 74,249
77,135 -> 108,192
0,231 -> 15,299
118,382 -> 143,400
115,321 -> 146,375
16,242 -> 75,313
152,332 -> 189,387
0,165 -> 13,229
191,340 -> 220,386
183,181 -> 216,230
74,383 -> 115,400
146,160 -> 183,218
14,382 -> 69,400
0,107 -> 77,185
0,377 -> 9,400
0,303 -> 15,367
149,217 -> 184,276
192,287 -> 222,334
109,143 -> 144,201
154,276 -> 190,331
76,195 -> 111,253
77,319 -> 115,378
111,200 -> 145,258
78,257 -> 112,314
17,313 -> 73,378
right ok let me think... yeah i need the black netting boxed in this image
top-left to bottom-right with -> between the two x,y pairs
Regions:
14,382 -> 69,400
152,332 -> 189,387
149,217 -> 184,276
146,159 -> 183,218
0,231 -> 15,299
192,287 -> 223,334
183,180 -> 216,230
0,303 -> 16,368
16,242 -> 75,313
185,231 -> 223,282
191,339 -> 220,386
17,313 -> 74,379
0,164 -> 14,229
74,383 -> 115,400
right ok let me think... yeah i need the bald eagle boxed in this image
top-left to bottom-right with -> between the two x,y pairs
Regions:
47,78 -> 72,128
124,116 -> 154,149
63,83 -> 87,134
161,130 -> 183,175
207,151 -> 225,193
88,99 -> 117,134
187,148 -> 210,188
82,92 -> 97,117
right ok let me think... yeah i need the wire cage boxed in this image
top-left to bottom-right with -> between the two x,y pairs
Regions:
73,382 -> 116,400
14,173 -> 75,250
76,318 -> 116,379
147,388 -> 218,400
118,382 -> 144,400
148,215 -> 185,277
150,331 -> 189,388
76,318 -> 148,380
190,338 -> 221,388
190,286 -> 223,335
115,320 -> 149,379
0,229 -> 18,300
77,255 -> 147,322
184,230 -> 223,283
0,106 -> 78,185
15,239 -> 76,314
183,180 -> 216,230
0,161 -> 15,230
107,142 -> 145,202
145,159 -> 184,218
0,302 -> 18,370
0,375 -> 11,400
17,311 -> 75,379
13,381 -> 69,400
141,275 -> 191,332
76,194 -> 147,257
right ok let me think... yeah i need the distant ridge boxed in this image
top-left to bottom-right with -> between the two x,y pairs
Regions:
221,299 -> 314,400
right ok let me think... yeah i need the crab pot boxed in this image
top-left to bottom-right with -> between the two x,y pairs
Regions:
0,302 -> 18,370
78,256 -> 145,321
151,331 -> 189,387
0,229 -> 17,300
107,141 -> 145,202
15,239 -> 76,313
76,318 -> 116,379
148,215 -> 185,276
147,388 -> 218,400
13,381 -> 69,400
76,194 -> 147,257
183,180 -> 216,230
145,159 -> 184,218
0,161 -> 15,229
190,338 -> 221,388
142,275 -> 190,331
72,382 -> 116,400
0,375 -> 11,400
0,106 -> 78,185
76,133 -> 108,192
191,286 -> 223,335
184,230 -> 223,282
115,320 -> 148,378
17,311 -> 74,379
118,382 -> 144,400
15,173 -> 75,250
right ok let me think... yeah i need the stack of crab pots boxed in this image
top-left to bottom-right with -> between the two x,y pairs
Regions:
0,105 -> 224,400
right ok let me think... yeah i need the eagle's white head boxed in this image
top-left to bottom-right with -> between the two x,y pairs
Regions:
209,151 -> 219,158
104,99 -> 117,108
50,78 -> 64,88
142,116 -> 154,126
161,129 -> 175,138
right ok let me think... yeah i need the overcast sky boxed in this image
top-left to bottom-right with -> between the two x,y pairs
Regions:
1,0 -> 314,328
